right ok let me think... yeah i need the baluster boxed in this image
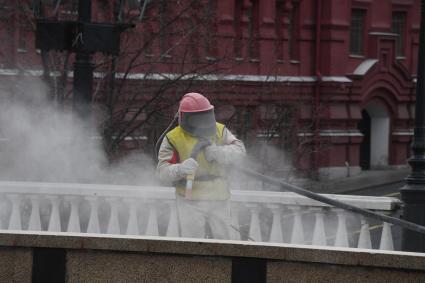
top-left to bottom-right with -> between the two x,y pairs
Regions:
145,201 -> 159,236
0,194 -> 7,229
166,200 -> 179,237
7,194 -> 22,230
247,204 -> 262,242
334,209 -> 349,247
268,204 -> 284,243
48,196 -> 61,232
28,195 -> 41,231
311,207 -> 327,246
106,198 -> 120,235
230,204 -> 241,240
125,199 -> 139,236
289,205 -> 304,244
86,197 -> 101,234
379,222 -> 394,250
66,196 -> 81,233
357,216 -> 372,249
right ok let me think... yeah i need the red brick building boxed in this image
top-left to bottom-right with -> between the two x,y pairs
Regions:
0,0 -> 420,180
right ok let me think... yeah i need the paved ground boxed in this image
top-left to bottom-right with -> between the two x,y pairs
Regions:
304,167 -> 411,194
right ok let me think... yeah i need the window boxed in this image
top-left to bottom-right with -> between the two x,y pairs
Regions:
247,0 -> 259,60
257,104 -> 293,149
203,0 -> 217,59
17,13 -> 32,53
227,106 -> 255,142
60,0 -> 78,20
159,0 -> 170,59
391,11 -> 406,57
275,0 -> 285,61
275,0 -> 300,62
287,1 -> 300,61
234,0 -> 243,59
349,9 -> 366,56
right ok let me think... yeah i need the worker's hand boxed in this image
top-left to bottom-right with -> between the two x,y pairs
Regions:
205,144 -> 246,165
204,144 -> 227,164
178,158 -> 198,177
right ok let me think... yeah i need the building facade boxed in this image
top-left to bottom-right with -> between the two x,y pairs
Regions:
0,0 -> 420,180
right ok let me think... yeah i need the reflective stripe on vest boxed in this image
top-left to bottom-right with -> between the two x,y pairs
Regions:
166,123 -> 230,200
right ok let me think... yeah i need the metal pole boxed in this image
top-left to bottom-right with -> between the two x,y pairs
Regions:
401,0 -> 425,252
73,0 -> 94,120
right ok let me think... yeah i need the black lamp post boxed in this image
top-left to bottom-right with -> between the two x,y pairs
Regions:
35,0 -> 133,120
72,0 -> 94,120
401,0 -> 425,252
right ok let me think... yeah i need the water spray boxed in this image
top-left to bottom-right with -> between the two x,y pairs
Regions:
154,113 -> 425,236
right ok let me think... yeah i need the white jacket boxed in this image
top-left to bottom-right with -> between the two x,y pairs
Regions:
157,127 -> 246,183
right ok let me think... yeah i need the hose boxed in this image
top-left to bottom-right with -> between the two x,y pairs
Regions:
154,112 -> 178,161
235,165 -> 425,235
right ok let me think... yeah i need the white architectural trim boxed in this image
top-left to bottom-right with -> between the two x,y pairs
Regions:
368,32 -> 398,37
0,68 -> 352,83
321,76 -> 352,83
392,130 -> 413,136
353,59 -> 378,76
298,130 -> 363,137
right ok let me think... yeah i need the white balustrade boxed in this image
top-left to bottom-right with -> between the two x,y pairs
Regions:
268,204 -> 284,243
145,201 -> 159,236
334,209 -> 349,247
230,204 -> 241,240
28,195 -> 41,231
379,222 -> 394,250
311,207 -> 327,246
125,199 -> 139,236
357,216 -> 372,249
247,203 -> 262,241
165,200 -> 179,237
66,196 -> 81,233
7,194 -> 22,230
106,198 -> 121,235
289,205 -> 305,244
48,196 -> 61,232
0,181 -> 402,251
86,197 -> 101,234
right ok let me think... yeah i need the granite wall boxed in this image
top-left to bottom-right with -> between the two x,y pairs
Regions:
1,231 -> 425,282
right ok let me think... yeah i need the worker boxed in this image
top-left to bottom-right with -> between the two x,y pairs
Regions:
157,92 -> 246,239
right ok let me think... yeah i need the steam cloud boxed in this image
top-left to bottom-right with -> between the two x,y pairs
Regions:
0,76 -> 158,185
0,76 -> 363,246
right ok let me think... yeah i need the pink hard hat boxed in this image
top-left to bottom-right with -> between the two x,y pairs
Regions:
178,93 -> 216,137
179,92 -> 214,113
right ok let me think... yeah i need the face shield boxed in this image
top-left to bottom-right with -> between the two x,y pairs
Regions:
180,109 -> 216,137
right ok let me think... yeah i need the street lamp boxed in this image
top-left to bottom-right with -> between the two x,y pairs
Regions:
401,0 -> 425,252
35,0 -> 134,120
73,0 -> 94,121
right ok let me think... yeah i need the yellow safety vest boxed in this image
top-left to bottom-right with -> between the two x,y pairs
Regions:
166,123 -> 229,200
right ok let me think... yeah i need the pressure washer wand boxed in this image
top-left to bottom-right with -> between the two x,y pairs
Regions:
185,139 -> 211,199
